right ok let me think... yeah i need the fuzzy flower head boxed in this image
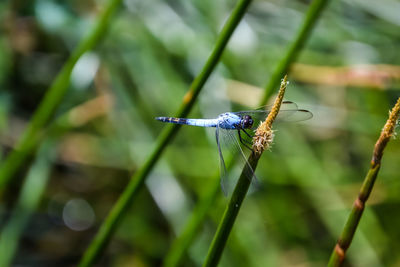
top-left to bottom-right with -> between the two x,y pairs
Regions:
253,125 -> 274,154
372,98 -> 400,165
252,76 -> 288,155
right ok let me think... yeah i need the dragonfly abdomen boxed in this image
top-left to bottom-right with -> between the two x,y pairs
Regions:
156,117 -> 188,124
155,117 -> 217,127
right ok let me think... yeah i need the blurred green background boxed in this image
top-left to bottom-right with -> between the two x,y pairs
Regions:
1,0 -> 400,266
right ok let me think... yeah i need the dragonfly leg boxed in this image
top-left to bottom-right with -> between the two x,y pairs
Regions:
237,129 -> 252,150
242,128 -> 252,139
239,128 -> 253,144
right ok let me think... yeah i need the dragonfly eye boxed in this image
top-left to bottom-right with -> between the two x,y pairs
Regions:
242,115 -> 254,129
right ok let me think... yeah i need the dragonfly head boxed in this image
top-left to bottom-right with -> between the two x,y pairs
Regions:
241,115 -> 254,129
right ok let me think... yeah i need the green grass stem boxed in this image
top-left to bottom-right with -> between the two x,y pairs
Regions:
0,142 -> 53,266
78,1 -> 253,266
328,96 -> 400,267
260,0 -> 331,104
0,0 -> 122,188
203,152 -> 260,267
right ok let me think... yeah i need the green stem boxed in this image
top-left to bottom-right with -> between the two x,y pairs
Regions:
0,142 -> 53,266
203,152 -> 260,267
260,0 -> 331,104
0,0 -> 122,188
78,0 -> 252,266
327,160 -> 381,267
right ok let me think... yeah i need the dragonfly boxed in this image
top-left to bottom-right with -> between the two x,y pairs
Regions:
156,101 -> 312,195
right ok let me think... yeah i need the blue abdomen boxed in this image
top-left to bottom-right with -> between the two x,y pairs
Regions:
156,117 -> 218,127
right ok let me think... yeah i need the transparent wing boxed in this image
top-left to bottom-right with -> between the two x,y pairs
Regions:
234,101 -> 313,130
215,125 -> 229,196
216,127 -> 259,195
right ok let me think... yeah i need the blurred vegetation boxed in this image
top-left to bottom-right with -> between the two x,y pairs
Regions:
1,0 -> 400,266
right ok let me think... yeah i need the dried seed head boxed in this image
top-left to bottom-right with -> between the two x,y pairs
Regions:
252,75 -> 288,155
372,97 -> 400,165
382,108 -> 400,139
253,126 -> 274,154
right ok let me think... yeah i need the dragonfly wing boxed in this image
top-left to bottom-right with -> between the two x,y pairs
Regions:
225,129 -> 259,187
217,128 -> 259,195
246,100 -> 299,112
216,126 -> 229,196
235,101 -> 312,129
234,100 -> 298,117
274,101 -> 312,122
276,109 -> 313,122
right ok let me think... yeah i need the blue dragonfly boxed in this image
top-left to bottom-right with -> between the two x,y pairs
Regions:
156,101 -> 312,194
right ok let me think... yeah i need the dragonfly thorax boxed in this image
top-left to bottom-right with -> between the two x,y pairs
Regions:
217,113 -> 254,130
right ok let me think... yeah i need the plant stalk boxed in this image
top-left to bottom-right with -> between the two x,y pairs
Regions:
203,152 -> 260,267
0,142 -> 53,266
